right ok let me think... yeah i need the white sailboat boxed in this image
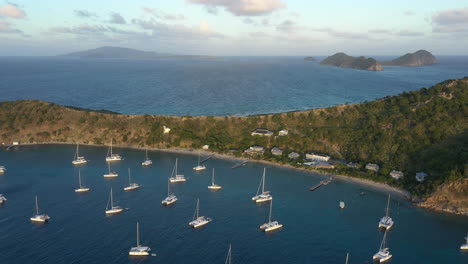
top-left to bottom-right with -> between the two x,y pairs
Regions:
103,162 -> 118,178
260,199 -> 282,232
75,170 -> 90,193
208,168 -> 222,190
169,158 -> 186,183
105,188 -> 123,215
193,152 -> 206,171
30,196 -> 50,222
141,148 -> 152,166
0,194 -> 7,204
378,194 -> 394,230
124,168 -> 141,191
72,143 -> 87,165
0,166 -> 6,174
162,177 -> 178,205
225,244 -> 232,264
461,234 -> 468,250
373,230 -> 393,262
252,168 -> 272,203
188,198 -> 212,228
339,201 -> 345,209
106,139 -> 122,162
129,222 -> 151,256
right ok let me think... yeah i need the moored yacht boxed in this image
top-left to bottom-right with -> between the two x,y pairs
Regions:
0,194 -> 7,204
124,168 -> 141,191
162,177 -> 178,206
74,170 -> 90,193
106,139 -> 122,162
339,201 -> 345,209
193,152 -> 206,171
103,162 -> 118,178
252,168 -> 272,203
260,199 -> 282,232
129,222 -> 151,256
72,143 -> 87,165
461,234 -> 468,250
378,194 -> 394,230
169,158 -> 186,183
208,168 -> 222,190
30,196 -> 50,222
141,148 -> 152,166
188,198 -> 212,228
105,188 -> 123,215
0,166 -> 6,174
373,230 -> 392,262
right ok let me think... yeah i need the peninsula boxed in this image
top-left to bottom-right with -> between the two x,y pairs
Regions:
381,50 -> 437,66
1,78 -> 467,215
320,53 -> 383,71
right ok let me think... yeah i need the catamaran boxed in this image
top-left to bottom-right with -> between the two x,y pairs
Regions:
30,196 -> 50,222
169,158 -> 186,183
103,162 -> 118,178
0,194 -> 7,204
124,168 -> 141,191
106,139 -> 122,162
193,152 -> 206,171
373,230 -> 393,262
225,244 -> 232,264
188,198 -> 212,228
141,148 -> 152,166
162,177 -> 178,205
378,194 -> 394,230
72,143 -> 87,165
105,188 -> 123,215
75,170 -> 90,193
260,199 -> 283,232
0,166 -> 6,173
252,168 -> 272,203
208,168 -> 222,190
129,222 -> 151,256
461,234 -> 468,250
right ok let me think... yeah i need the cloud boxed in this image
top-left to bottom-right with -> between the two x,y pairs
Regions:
312,27 -> 368,39
368,29 -> 392,34
142,7 -> 185,20
0,4 -> 26,19
132,18 -> 225,39
74,10 -> 98,18
395,30 -> 424,37
431,7 -> 468,33
403,10 -> 415,16
276,19 -> 298,33
188,0 -> 285,16
0,19 -> 23,34
109,12 -> 126,24
49,24 -> 109,35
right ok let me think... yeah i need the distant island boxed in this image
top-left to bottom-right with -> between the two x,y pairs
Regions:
320,53 -> 383,71
60,46 -> 220,60
1,77 -> 467,215
381,50 -> 437,66
304,56 -> 316,61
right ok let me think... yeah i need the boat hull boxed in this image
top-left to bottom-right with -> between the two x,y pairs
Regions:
142,161 -> 152,166
124,185 -> 141,191
265,224 -> 283,232
75,188 -> 90,193
129,247 -> 151,256
461,244 -> 468,250
72,160 -> 87,165
208,185 -> 222,190
30,215 -> 50,222
103,173 -> 118,178
189,217 -> 212,228
106,208 -> 123,214
169,178 -> 186,183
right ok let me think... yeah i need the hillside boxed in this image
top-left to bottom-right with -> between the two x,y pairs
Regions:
320,53 -> 383,71
1,78 -> 467,213
382,50 -> 437,66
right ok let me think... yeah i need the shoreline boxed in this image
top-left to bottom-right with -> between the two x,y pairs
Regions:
5,142 -> 411,200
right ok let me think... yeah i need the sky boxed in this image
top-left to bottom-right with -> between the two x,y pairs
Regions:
0,0 -> 467,56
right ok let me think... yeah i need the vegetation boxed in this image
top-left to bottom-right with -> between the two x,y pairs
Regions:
0,78 -> 467,198
320,52 -> 383,71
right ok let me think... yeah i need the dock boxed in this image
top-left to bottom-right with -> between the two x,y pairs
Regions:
309,177 -> 332,191
231,159 -> 249,169
200,155 -> 213,164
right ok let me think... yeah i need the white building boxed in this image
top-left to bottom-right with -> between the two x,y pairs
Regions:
163,126 -> 171,134
416,172 -> 428,182
278,129 -> 289,136
365,163 -> 380,172
347,162 -> 359,168
202,145 -> 209,150
251,129 -> 273,137
12,141 -> 20,145
271,147 -> 283,156
288,152 -> 300,159
244,146 -> 265,155
305,153 -> 330,162
389,170 -> 404,180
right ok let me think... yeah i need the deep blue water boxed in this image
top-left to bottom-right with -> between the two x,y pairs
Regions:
0,56 -> 467,116
0,145 -> 467,264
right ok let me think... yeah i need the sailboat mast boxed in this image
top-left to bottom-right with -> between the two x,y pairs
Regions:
269,199 -> 273,222
386,194 -> 391,217
110,139 -> 113,156
262,168 -> 266,193
212,168 -> 215,185
78,170 -> 82,188
167,178 -> 170,196
128,168 -> 131,184
110,188 -> 114,208
196,198 -> 199,218
75,144 -> 79,159
345,253 -> 349,264
35,196 -> 39,215
175,158 -> 178,175
136,222 -> 140,246
380,230 -> 387,250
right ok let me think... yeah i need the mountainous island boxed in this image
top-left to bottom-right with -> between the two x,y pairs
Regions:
60,46 -> 219,60
320,53 -> 383,71
0,78 -> 467,215
381,50 -> 437,66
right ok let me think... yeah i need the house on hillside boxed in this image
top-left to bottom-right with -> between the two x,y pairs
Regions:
416,172 -> 428,182
163,126 -> 171,134
271,147 -> 283,156
278,129 -> 289,136
244,146 -> 265,155
251,129 -> 273,137
389,170 -> 404,180
288,152 -> 300,159
305,153 -> 330,162
347,162 -> 359,168
365,163 -> 380,172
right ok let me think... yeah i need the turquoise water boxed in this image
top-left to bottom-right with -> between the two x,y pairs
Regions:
1,56 -> 467,116
0,145 -> 467,263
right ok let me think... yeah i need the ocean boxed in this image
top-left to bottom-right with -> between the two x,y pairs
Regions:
0,145 -> 467,263
0,56 -> 467,116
